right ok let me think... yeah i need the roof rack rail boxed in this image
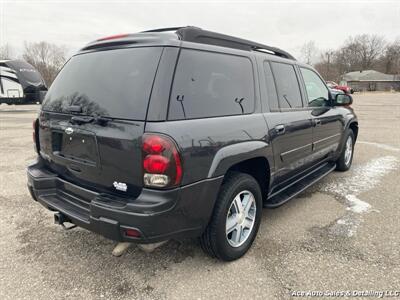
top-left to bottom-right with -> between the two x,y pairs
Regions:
174,26 -> 295,60
85,27 -> 295,60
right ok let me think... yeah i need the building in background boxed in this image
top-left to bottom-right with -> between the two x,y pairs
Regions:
341,70 -> 400,92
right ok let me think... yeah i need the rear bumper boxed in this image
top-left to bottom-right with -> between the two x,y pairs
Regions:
27,159 -> 223,243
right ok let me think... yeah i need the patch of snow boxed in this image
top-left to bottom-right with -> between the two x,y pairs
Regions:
331,215 -> 359,237
323,156 -> 398,197
347,228 -> 356,237
323,156 -> 398,237
345,194 -> 371,213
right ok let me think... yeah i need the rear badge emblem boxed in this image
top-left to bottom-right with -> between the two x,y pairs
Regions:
65,127 -> 74,135
113,181 -> 127,192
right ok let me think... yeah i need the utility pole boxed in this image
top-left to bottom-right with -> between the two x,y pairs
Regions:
326,50 -> 334,80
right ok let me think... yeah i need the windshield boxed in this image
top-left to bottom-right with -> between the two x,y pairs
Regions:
42,47 -> 163,120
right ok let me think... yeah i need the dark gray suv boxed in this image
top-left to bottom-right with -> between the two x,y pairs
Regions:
27,27 -> 358,261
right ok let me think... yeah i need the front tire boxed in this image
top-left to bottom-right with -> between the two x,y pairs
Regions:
200,172 -> 262,261
336,130 -> 355,171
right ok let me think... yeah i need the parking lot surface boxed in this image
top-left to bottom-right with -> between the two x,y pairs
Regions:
1,93 -> 399,299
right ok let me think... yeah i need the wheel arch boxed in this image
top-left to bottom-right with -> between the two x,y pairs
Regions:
207,141 -> 272,201
349,121 -> 359,141
334,119 -> 358,162
224,157 -> 270,201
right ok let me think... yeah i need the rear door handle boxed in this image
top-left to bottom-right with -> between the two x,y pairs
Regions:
275,124 -> 286,135
314,119 -> 322,127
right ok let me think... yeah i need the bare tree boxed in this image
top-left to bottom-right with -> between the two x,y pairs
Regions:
0,43 -> 13,59
356,34 -> 386,69
299,41 -> 318,65
315,49 -> 340,82
22,41 -> 67,86
337,34 -> 386,71
378,38 -> 400,74
306,34 -> 398,81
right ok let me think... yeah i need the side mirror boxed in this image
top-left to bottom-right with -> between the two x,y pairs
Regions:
334,94 -> 352,106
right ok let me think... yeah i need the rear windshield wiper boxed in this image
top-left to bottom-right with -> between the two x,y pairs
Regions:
70,115 -> 94,125
70,115 -> 112,126
66,105 -> 82,114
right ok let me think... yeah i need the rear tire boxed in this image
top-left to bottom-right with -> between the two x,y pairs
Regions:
200,172 -> 262,261
336,130 -> 355,171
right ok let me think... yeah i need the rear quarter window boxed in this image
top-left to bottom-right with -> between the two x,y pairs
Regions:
168,49 -> 255,120
262,61 -> 279,111
270,62 -> 303,109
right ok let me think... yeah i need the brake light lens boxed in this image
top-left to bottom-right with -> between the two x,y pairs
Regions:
143,135 -> 168,154
142,134 -> 182,188
97,34 -> 129,41
143,155 -> 169,173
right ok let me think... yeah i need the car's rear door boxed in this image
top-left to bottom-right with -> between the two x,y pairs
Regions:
261,60 -> 314,186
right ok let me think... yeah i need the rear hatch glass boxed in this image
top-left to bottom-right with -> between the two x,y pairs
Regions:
42,47 -> 163,120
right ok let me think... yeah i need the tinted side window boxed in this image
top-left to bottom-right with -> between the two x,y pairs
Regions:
270,62 -> 303,109
168,49 -> 254,120
300,67 -> 330,107
263,61 -> 279,111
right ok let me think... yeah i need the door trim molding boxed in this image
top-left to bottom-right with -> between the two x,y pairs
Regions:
312,133 -> 341,149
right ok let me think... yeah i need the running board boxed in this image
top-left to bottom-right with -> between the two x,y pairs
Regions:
264,162 -> 336,208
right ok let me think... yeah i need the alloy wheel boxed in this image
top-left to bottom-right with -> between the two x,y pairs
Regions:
225,190 -> 257,248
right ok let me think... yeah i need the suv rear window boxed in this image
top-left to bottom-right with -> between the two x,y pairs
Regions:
168,49 -> 254,120
42,47 -> 163,120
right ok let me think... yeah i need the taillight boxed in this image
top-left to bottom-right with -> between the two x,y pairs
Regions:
142,134 -> 182,188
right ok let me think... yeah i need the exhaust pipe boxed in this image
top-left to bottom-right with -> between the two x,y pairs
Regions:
138,241 -> 169,253
54,212 -> 76,230
112,241 -> 169,257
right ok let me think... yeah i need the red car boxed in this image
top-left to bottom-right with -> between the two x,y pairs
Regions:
326,81 -> 353,94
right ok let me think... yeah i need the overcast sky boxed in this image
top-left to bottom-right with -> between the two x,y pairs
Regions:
1,0 -> 400,60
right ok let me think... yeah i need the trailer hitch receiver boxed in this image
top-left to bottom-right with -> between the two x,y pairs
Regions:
54,212 -> 77,230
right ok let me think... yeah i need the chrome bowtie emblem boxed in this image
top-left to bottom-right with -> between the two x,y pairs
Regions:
65,127 -> 74,135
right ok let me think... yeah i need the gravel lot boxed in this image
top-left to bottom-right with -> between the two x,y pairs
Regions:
1,93 -> 399,299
